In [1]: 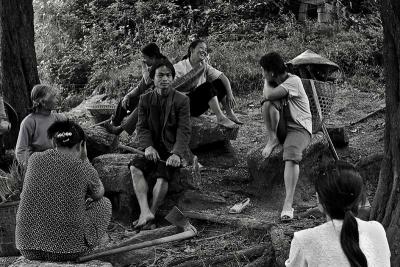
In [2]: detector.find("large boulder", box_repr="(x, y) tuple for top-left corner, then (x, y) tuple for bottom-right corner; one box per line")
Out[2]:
(92, 153), (201, 222)
(189, 115), (240, 150)
(83, 126), (119, 160)
(246, 132), (331, 207)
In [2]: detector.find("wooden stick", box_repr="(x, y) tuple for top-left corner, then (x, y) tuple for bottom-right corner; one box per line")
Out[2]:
(118, 144), (168, 164)
(91, 118), (111, 128)
(191, 230), (239, 243)
(77, 229), (196, 262)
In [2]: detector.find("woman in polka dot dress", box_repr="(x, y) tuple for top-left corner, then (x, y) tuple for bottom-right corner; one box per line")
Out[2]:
(15, 120), (112, 262)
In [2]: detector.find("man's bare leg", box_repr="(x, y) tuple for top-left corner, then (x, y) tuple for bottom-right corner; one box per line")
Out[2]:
(130, 166), (155, 228)
(221, 96), (243, 124)
(208, 96), (236, 128)
(150, 178), (169, 216)
(282, 161), (299, 212)
(261, 100), (280, 158)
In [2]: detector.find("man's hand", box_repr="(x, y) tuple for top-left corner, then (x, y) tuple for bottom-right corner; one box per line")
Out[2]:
(145, 146), (160, 162)
(226, 94), (236, 109)
(166, 154), (181, 167)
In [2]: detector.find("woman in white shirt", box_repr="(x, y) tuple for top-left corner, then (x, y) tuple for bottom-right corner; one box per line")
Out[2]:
(173, 39), (242, 128)
(285, 160), (390, 267)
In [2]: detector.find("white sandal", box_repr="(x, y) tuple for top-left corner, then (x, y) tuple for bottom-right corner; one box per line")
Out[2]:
(280, 208), (294, 222)
(229, 198), (250, 214)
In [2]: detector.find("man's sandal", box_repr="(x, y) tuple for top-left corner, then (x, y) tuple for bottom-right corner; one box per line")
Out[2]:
(280, 208), (294, 222)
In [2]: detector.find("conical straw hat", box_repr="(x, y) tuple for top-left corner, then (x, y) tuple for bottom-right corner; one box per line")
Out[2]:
(287, 49), (339, 71)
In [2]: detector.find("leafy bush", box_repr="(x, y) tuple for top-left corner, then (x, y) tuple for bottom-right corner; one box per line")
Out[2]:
(33, 0), (384, 99)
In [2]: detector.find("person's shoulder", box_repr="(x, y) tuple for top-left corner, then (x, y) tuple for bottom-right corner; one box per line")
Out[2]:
(29, 149), (53, 163)
(174, 59), (188, 68)
(174, 90), (189, 100)
(287, 74), (302, 83)
(20, 113), (36, 127)
(294, 221), (330, 243)
(21, 113), (35, 123)
(357, 218), (386, 233)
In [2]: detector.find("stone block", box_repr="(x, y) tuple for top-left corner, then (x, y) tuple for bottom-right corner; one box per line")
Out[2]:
(9, 257), (111, 267)
(246, 132), (331, 204)
(189, 115), (239, 150)
(124, 115), (240, 152)
(82, 126), (119, 160)
(92, 153), (201, 222)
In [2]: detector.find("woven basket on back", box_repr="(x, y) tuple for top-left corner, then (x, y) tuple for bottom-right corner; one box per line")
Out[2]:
(301, 79), (336, 133)
(0, 201), (19, 256)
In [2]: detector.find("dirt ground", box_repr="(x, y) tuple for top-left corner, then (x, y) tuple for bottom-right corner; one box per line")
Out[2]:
(100, 81), (385, 266)
(0, 81), (385, 266)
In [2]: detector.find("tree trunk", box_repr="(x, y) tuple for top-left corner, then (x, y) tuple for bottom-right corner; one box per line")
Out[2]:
(370, 0), (400, 265)
(0, 0), (39, 147)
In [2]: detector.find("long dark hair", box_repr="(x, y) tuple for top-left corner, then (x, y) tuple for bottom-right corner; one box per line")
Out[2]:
(182, 39), (206, 60)
(47, 120), (86, 148)
(316, 160), (367, 267)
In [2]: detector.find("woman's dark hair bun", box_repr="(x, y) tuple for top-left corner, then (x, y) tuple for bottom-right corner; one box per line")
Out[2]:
(47, 120), (86, 148)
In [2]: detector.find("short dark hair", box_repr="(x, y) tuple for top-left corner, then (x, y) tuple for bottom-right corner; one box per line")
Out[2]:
(141, 43), (161, 58)
(259, 52), (286, 75)
(47, 120), (86, 148)
(316, 160), (367, 267)
(149, 58), (176, 79)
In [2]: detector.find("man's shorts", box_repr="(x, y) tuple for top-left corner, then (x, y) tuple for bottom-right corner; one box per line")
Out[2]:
(283, 126), (311, 164)
(128, 154), (178, 184)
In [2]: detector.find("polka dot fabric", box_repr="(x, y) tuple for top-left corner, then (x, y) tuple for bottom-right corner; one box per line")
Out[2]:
(15, 149), (111, 257)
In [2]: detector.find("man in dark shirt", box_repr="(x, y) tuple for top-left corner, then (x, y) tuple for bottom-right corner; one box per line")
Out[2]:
(129, 58), (191, 229)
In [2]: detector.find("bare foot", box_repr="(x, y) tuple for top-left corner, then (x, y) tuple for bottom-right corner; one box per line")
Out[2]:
(227, 114), (243, 125)
(262, 137), (280, 158)
(133, 212), (155, 229)
(217, 116), (236, 128)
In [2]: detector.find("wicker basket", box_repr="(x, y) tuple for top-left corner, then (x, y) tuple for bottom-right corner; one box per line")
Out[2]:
(0, 201), (20, 256)
(301, 79), (336, 133)
(86, 103), (116, 124)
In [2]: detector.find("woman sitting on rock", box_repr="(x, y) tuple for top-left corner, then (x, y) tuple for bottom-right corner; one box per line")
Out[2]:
(173, 39), (242, 128)
(16, 120), (112, 262)
(285, 161), (390, 266)
(260, 52), (312, 221)
(15, 84), (66, 166)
